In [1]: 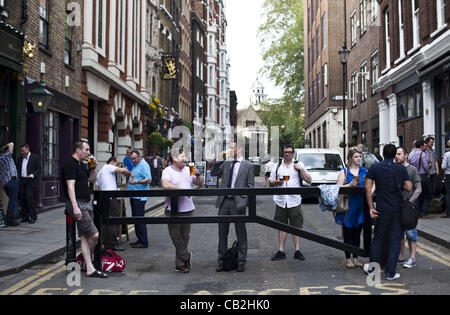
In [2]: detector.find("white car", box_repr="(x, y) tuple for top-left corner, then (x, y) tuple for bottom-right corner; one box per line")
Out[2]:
(294, 149), (345, 186)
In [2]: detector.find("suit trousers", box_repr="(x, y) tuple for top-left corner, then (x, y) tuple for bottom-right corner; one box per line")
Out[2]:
(19, 178), (36, 220)
(218, 198), (247, 264)
(103, 198), (120, 247)
(418, 174), (432, 216)
(166, 210), (193, 268)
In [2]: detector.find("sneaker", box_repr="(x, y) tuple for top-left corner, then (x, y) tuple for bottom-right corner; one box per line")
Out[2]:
(271, 250), (287, 261)
(175, 265), (190, 273)
(386, 273), (401, 281)
(403, 258), (416, 269)
(294, 250), (306, 261)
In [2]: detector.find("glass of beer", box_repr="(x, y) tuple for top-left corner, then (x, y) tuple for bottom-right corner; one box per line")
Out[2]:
(283, 175), (290, 187)
(189, 162), (195, 176)
(88, 155), (97, 168)
(353, 175), (360, 185)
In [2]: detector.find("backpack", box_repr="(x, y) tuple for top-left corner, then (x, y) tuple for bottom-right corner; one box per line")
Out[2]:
(76, 249), (126, 273)
(275, 158), (303, 186)
(222, 241), (239, 272)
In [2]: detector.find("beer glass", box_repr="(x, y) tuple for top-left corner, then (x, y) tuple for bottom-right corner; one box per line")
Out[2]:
(88, 155), (97, 168)
(189, 162), (195, 176)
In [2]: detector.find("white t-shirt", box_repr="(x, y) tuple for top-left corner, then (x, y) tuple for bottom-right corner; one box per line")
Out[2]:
(97, 165), (118, 191)
(270, 160), (308, 208)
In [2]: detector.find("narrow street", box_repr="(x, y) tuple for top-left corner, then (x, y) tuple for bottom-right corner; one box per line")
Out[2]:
(0, 178), (449, 296)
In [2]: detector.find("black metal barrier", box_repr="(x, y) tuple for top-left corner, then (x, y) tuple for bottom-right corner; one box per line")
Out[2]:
(91, 187), (372, 270)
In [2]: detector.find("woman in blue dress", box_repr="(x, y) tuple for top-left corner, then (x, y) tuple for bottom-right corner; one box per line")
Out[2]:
(336, 148), (367, 269)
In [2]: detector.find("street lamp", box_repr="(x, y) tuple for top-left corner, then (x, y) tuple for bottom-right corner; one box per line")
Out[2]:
(220, 124), (226, 152)
(29, 72), (54, 113)
(339, 0), (350, 162)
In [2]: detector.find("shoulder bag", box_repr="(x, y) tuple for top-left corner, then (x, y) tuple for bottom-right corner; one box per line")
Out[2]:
(393, 164), (418, 230)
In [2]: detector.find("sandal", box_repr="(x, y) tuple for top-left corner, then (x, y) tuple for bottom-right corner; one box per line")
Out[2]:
(87, 270), (108, 278)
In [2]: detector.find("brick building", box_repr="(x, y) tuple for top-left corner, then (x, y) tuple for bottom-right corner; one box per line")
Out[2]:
(1, 0), (84, 208)
(304, 0), (347, 152)
(346, 0), (381, 152)
(372, 0), (450, 156)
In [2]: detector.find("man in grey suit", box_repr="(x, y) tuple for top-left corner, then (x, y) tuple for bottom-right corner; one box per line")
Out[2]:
(211, 142), (255, 272)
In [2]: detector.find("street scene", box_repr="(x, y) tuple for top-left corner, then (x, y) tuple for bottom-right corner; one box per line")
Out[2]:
(0, 0), (450, 300)
(0, 178), (449, 297)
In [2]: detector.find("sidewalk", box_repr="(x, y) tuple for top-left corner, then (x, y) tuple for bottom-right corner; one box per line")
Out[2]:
(0, 191), (166, 278)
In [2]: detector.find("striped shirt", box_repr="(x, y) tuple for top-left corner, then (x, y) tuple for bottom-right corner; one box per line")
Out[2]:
(0, 151), (18, 186)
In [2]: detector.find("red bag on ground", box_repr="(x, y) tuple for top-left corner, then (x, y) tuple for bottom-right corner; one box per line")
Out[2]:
(76, 249), (125, 273)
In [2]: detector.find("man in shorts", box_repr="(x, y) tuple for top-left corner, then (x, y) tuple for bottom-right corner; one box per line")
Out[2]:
(269, 144), (312, 261)
(62, 141), (107, 278)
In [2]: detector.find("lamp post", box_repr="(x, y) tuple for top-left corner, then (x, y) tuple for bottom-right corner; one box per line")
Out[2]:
(339, 0), (350, 162)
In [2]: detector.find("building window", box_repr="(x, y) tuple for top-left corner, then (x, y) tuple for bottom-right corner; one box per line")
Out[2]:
(351, 72), (358, 107)
(118, 0), (125, 67)
(64, 14), (73, 65)
(384, 8), (391, 70)
(371, 0), (378, 21)
(351, 10), (357, 46)
(398, 0), (405, 60)
(361, 62), (368, 101)
(134, 0), (140, 80)
(371, 51), (379, 94)
(322, 13), (327, 50)
(322, 64), (328, 99)
(397, 86), (422, 121)
(43, 111), (59, 176)
(246, 121), (256, 128)
(39, 0), (49, 47)
(437, 0), (446, 29)
(412, 0), (420, 48)
(360, 0), (367, 35)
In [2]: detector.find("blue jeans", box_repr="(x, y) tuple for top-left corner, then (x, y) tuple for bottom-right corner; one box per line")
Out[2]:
(130, 198), (148, 247)
(3, 178), (19, 225)
(370, 211), (403, 278)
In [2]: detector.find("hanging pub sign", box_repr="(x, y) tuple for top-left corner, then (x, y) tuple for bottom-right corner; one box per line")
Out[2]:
(162, 56), (178, 80)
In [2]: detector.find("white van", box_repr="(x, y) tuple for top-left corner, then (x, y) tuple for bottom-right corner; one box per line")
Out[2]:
(294, 149), (345, 186)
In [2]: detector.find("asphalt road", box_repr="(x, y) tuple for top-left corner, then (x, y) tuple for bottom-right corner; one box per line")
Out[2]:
(1, 180), (449, 296)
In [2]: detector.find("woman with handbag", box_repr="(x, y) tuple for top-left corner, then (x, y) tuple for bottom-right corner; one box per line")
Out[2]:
(336, 148), (368, 269)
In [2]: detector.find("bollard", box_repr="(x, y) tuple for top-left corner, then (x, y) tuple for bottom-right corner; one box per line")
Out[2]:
(65, 212), (77, 266)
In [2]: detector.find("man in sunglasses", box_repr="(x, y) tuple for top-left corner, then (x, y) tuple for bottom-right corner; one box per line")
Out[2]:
(269, 144), (312, 262)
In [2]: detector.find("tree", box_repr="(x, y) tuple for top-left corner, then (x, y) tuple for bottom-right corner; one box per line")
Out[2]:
(257, 0), (305, 149)
(258, 0), (304, 104)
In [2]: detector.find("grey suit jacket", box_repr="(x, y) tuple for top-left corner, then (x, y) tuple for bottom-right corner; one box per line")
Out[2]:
(211, 159), (255, 211)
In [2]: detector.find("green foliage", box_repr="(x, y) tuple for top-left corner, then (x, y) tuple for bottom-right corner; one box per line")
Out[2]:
(257, 0), (305, 149)
(258, 0), (304, 104)
(148, 132), (174, 152)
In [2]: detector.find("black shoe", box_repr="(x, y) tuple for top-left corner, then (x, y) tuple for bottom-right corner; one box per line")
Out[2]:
(175, 265), (190, 273)
(237, 262), (246, 272)
(294, 250), (305, 261)
(271, 250), (287, 261)
(216, 264), (224, 272)
(10, 219), (20, 227)
(113, 245), (125, 251)
(29, 219), (36, 224)
(22, 217), (29, 223)
(131, 242), (148, 249)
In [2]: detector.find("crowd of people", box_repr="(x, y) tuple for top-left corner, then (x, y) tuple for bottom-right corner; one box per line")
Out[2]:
(1, 137), (449, 281)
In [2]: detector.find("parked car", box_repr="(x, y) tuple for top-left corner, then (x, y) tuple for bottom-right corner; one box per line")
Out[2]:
(294, 149), (345, 186)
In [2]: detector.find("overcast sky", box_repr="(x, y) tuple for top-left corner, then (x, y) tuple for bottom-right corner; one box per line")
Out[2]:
(226, 0), (283, 109)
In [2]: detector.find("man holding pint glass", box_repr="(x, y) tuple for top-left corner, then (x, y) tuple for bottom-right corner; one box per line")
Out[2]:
(162, 149), (203, 273)
(269, 144), (312, 262)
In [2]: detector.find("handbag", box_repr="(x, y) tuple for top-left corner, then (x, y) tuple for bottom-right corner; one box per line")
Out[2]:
(336, 168), (350, 214)
(393, 164), (419, 230)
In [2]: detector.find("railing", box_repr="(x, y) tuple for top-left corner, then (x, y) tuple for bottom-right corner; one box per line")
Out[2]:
(66, 187), (372, 269)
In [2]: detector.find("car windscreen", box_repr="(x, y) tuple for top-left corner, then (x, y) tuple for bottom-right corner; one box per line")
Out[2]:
(297, 153), (344, 171)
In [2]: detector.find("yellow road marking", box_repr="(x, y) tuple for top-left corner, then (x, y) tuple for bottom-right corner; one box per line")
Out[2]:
(417, 243), (450, 262)
(0, 260), (65, 295)
(417, 248), (450, 267)
(11, 265), (66, 295)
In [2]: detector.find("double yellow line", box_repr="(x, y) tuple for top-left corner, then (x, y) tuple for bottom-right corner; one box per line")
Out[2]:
(0, 207), (165, 296)
(416, 242), (450, 267)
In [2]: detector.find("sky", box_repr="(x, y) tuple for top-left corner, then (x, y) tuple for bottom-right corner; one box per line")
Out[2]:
(225, 0), (283, 109)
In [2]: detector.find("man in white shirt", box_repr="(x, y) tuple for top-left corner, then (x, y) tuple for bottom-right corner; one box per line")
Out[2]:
(269, 144), (312, 261)
(96, 157), (132, 251)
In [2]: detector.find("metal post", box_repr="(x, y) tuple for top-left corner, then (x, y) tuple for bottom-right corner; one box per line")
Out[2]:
(65, 212), (77, 266)
(171, 196), (179, 217)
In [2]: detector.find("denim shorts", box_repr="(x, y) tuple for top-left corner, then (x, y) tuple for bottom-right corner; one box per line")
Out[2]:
(405, 228), (419, 242)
